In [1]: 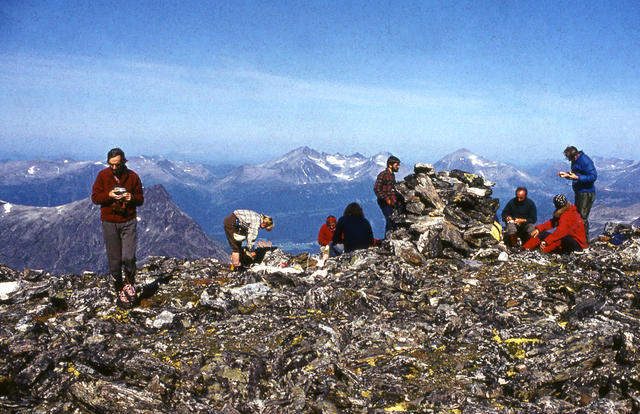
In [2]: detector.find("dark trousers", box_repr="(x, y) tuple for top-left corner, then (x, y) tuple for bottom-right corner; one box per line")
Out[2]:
(329, 242), (343, 257)
(377, 199), (395, 236)
(575, 192), (595, 238)
(102, 219), (137, 292)
(539, 230), (582, 254)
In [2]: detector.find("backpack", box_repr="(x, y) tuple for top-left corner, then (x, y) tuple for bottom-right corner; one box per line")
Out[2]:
(610, 233), (626, 245)
(491, 221), (503, 242)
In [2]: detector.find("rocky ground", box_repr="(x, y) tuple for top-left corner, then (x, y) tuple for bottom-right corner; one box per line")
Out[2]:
(1, 165), (640, 413)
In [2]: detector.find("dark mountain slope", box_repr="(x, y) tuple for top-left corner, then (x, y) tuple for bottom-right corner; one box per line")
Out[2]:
(0, 185), (227, 274)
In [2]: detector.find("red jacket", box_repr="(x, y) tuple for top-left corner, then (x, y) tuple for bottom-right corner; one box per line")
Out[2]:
(91, 167), (144, 223)
(536, 204), (587, 248)
(318, 223), (334, 246)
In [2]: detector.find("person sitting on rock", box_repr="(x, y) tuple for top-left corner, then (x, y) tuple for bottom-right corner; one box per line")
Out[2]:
(523, 194), (587, 254)
(317, 215), (342, 258)
(223, 210), (274, 269)
(332, 202), (374, 254)
(501, 186), (537, 249)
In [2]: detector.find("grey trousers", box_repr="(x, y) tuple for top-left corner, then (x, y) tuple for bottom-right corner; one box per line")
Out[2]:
(504, 222), (536, 237)
(575, 192), (595, 238)
(102, 219), (137, 292)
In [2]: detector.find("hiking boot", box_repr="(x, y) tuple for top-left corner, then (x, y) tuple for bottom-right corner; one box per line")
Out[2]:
(122, 283), (136, 303)
(117, 289), (132, 309)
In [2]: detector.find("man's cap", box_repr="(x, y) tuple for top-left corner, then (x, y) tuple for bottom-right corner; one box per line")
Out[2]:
(553, 194), (568, 209)
(326, 216), (337, 224)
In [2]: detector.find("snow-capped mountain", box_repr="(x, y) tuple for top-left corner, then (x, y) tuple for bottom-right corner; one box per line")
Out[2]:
(126, 156), (218, 186)
(434, 148), (543, 191)
(0, 159), (105, 206)
(0, 158), (103, 183)
(0, 185), (227, 274)
(592, 157), (640, 192)
(216, 146), (401, 187)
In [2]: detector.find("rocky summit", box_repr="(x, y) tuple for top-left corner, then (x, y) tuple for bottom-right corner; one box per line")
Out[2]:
(1, 164), (640, 413)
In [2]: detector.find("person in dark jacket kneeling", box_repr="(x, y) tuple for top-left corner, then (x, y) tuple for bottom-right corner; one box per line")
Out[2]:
(332, 202), (374, 254)
(523, 194), (587, 254)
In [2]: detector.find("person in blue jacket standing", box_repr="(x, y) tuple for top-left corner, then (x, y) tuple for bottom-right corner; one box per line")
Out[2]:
(558, 146), (597, 239)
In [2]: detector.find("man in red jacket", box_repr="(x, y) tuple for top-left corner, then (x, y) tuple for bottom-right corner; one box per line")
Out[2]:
(91, 148), (144, 307)
(523, 194), (587, 254)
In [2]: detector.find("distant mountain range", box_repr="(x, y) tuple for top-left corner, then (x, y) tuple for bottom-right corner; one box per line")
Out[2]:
(215, 146), (393, 186)
(435, 148), (640, 196)
(0, 184), (227, 274)
(1, 147), (639, 272)
(434, 149), (640, 235)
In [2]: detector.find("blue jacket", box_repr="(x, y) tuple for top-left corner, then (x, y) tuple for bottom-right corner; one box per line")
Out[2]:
(571, 151), (597, 193)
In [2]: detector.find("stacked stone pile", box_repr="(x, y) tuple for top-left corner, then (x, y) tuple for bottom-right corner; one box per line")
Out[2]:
(385, 164), (501, 263)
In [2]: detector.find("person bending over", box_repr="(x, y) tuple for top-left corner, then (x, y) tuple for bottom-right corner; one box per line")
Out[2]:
(223, 209), (273, 269)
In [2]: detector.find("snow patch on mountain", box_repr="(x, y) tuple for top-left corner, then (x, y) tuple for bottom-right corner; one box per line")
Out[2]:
(435, 148), (542, 191)
(468, 153), (497, 168)
(217, 146), (392, 187)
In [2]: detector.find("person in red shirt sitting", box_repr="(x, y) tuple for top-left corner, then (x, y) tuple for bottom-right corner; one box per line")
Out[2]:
(523, 194), (588, 254)
(318, 216), (342, 258)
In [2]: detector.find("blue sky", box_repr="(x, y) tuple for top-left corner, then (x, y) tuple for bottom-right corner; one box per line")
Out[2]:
(1, 0), (639, 165)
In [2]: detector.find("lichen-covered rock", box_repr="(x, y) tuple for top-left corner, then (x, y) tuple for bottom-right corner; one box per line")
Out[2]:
(1, 168), (640, 413)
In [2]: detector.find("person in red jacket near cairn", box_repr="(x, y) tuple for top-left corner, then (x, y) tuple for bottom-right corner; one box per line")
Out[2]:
(91, 148), (144, 308)
(523, 194), (587, 254)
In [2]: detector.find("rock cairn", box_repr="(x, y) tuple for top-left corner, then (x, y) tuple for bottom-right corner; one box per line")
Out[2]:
(1, 168), (640, 413)
(386, 164), (500, 263)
